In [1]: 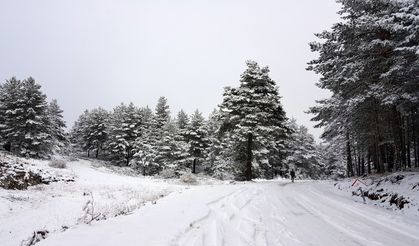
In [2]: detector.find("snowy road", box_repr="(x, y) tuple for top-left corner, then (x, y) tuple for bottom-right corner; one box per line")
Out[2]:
(39, 181), (419, 246)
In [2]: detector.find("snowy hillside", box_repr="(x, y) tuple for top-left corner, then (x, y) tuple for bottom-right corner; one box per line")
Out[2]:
(0, 153), (186, 246)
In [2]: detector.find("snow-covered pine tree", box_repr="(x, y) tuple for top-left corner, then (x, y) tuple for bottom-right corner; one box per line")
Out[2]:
(218, 61), (289, 180)
(151, 97), (189, 174)
(0, 77), (53, 157)
(0, 77), (25, 153)
(308, 0), (419, 174)
(285, 119), (323, 179)
(133, 107), (159, 175)
(186, 110), (209, 173)
(70, 110), (92, 156)
(47, 99), (68, 153)
(107, 103), (142, 165)
(204, 109), (235, 179)
(87, 108), (109, 158)
(155, 97), (170, 129)
(21, 77), (54, 157)
(176, 110), (190, 131)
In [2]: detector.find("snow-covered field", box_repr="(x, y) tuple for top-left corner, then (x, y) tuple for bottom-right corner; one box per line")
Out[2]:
(0, 155), (186, 246)
(1, 154), (419, 246)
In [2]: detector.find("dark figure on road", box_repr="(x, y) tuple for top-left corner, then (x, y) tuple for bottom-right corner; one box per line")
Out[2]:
(290, 169), (295, 183)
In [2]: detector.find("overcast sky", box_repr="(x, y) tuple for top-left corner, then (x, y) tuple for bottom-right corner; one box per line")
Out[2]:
(0, 0), (341, 140)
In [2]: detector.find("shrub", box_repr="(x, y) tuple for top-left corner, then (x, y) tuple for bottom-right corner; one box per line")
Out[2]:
(180, 172), (197, 184)
(48, 159), (67, 169)
(160, 169), (176, 179)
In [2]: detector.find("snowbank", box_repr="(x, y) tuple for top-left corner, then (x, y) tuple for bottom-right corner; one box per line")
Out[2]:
(333, 172), (419, 215)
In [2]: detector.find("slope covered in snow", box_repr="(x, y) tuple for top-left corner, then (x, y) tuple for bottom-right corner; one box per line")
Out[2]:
(0, 155), (185, 246)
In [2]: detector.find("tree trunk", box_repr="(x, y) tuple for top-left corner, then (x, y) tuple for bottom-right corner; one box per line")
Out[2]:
(406, 115), (411, 168)
(367, 151), (371, 174)
(374, 109), (383, 173)
(398, 112), (407, 169)
(346, 132), (353, 177)
(192, 158), (197, 174)
(361, 156), (365, 175)
(95, 145), (99, 158)
(412, 111), (418, 168)
(245, 133), (253, 181)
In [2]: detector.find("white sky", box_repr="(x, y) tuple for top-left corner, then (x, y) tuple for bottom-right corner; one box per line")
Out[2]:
(0, 0), (341, 140)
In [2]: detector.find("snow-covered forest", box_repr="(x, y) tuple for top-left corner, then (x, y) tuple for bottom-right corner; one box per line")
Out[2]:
(0, 62), (327, 181)
(1, 0), (419, 245)
(308, 0), (419, 176)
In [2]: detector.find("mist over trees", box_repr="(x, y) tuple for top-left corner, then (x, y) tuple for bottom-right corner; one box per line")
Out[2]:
(308, 0), (419, 176)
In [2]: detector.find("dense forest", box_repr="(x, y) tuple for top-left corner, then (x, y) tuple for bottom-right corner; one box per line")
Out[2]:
(308, 0), (419, 176)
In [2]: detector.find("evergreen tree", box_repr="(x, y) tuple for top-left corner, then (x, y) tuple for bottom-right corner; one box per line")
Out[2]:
(186, 110), (209, 173)
(176, 110), (190, 130)
(308, 0), (419, 175)
(0, 77), (52, 157)
(0, 77), (24, 153)
(70, 110), (92, 156)
(87, 108), (109, 158)
(285, 119), (323, 179)
(108, 103), (142, 165)
(133, 107), (159, 175)
(219, 61), (289, 180)
(155, 97), (170, 129)
(48, 99), (68, 152)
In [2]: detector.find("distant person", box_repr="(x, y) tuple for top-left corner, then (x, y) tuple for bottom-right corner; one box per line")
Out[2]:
(290, 169), (295, 183)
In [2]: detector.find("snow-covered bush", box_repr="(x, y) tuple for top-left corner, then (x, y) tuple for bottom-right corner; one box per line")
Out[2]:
(180, 172), (197, 184)
(160, 168), (176, 179)
(48, 159), (67, 169)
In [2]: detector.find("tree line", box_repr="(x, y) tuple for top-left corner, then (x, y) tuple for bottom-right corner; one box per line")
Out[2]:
(308, 0), (419, 176)
(0, 63), (326, 180)
(69, 61), (324, 180)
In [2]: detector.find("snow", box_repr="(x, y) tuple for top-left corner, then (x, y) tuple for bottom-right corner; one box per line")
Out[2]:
(35, 180), (419, 246)
(331, 172), (419, 215)
(2, 153), (419, 246)
(0, 156), (185, 246)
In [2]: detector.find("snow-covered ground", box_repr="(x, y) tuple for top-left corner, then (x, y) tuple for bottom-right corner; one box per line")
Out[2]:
(332, 172), (419, 215)
(2, 154), (419, 246)
(35, 180), (419, 246)
(0, 156), (186, 246)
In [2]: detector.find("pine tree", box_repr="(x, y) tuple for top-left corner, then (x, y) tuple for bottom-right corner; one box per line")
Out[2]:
(186, 110), (209, 173)
(285, 119), (323, 179)
(204, 109), (235, 179)
(308, 0), (419, 174)
(155, 97), (170, 129)
(87, 108), (109, 158)
(108, 103), (142, 165)
(48, 99), (68, 152)
(219, 61), (289, 180)
(176, 110), (190, 130)
(0, 77), (53, 157)
(70, 110), (92, 156)
(133, 107), (159, 175)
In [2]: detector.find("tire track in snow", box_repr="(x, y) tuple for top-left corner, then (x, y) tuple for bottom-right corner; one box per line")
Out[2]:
(172, 185), (267, 246)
